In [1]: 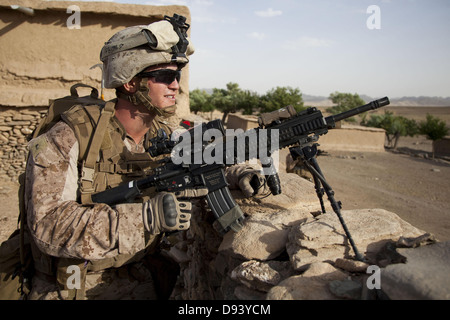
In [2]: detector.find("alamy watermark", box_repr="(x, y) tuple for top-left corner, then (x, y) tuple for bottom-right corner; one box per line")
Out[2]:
(366, 265), (381, 289)
(66, 5), (81, 29)
(66, 265), (81, 290)
(367, 5), (381, 30)
(66, 5), (380, 31)
(170, 125), (280, 175)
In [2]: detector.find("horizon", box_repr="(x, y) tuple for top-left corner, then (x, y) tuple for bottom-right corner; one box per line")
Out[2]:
(194, 88), (450, 100)
(72, 0), (450, 99)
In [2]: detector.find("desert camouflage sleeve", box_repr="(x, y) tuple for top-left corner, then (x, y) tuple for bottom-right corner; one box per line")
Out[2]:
(24, 121), (146, 260)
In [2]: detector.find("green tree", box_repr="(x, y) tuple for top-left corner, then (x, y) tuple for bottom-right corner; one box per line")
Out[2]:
(189, 89), (213, 114)
(261, 86), (304, 113)
(210, 82), (245, 123)
(236, 90), (262, 115)
(327, 92), (365, 123)
(418, 114), (449, 158)
(364, 111), (419, 149)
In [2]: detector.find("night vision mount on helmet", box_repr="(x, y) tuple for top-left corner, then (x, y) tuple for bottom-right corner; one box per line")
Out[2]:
(164, 14), (190, 62)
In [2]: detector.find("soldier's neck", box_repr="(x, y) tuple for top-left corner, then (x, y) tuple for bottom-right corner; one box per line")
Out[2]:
(114, 99), (156, 144)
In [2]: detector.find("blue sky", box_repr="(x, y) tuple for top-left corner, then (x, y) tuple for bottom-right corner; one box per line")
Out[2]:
(82, 0), (450, 98)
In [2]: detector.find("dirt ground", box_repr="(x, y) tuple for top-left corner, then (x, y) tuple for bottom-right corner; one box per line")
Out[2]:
(317, 135), (450, 242)
(0, 134), (449, 244)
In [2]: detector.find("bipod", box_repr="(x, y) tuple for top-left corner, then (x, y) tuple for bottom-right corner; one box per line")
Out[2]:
(289, 143), (365, 262)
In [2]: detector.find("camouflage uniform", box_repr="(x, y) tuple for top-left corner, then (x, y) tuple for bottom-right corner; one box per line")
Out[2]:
(23, 16), (266, 300)
(25, 119), (162, 299)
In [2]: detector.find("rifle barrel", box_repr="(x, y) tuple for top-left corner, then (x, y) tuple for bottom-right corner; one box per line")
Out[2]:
(325, 97), (390, 126)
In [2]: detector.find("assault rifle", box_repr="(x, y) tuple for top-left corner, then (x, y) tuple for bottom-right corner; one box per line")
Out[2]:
(91, 97), (390, 261)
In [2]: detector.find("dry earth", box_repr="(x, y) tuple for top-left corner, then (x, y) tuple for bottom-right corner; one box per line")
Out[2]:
(1, 135), (449, 244)
(317, 136), (450, 242)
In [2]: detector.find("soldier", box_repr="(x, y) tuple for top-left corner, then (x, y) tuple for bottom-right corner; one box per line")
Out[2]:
(23, 17), (265, 300)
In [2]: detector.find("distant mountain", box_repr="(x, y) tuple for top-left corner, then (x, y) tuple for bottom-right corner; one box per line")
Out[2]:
(303, 94), (450, 107)
(197, 88), (214, 95)
(388, 96), (450, 107)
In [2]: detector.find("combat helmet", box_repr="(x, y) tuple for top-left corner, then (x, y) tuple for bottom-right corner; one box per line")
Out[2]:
(100, 14), (194, 117)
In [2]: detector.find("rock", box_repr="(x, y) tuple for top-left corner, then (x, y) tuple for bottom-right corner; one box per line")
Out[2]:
(6, 121), (31, 126)
(373, 241), (407, 268)
(286, 209), (427, 271)
(234, 285), (267, 300)
(381, 241), (450, 299)
(21, 127), (33, 135)
(218, 169), (332, 262)
(168, 245), (190, 264)
(266, 262), (348, 300)
(232, 171), (325, 216)
(231, 261), (281, 292)
(334, 258), (369, 273)
(13, 114), (35, 121)
(230, 260), (294, 292)
(329, 279), (362, 300)
(396, 233), (436, 248)
(218, 207), (312, 260)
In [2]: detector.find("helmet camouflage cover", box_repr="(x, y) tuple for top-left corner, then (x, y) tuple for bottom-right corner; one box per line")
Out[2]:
(100, 17), (194, 89)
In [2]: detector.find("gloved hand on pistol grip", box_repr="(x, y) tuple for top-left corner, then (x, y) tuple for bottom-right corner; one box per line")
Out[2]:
(143, 192), (193, 234)
(238, 169), (266, 198)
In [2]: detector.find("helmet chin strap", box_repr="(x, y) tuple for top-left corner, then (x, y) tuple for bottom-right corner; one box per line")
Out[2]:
(118, 78), (177, 118)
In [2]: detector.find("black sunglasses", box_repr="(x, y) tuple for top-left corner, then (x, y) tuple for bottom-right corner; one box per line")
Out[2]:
(138, 69), (181, 85)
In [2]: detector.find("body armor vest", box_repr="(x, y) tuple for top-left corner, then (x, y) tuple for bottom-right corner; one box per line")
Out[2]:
(61, 102), (172, 201)
(46, 102), (173, 299)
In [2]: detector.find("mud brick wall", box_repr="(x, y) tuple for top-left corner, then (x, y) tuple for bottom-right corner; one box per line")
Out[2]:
(433, 137), (450, 159)
(0, 1), (192, 181)
(0, 107), (45, 181)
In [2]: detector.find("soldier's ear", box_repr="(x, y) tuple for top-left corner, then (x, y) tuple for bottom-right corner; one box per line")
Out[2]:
(122, 77), (140, 94)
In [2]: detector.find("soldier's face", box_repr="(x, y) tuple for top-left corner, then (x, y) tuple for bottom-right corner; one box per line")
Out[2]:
(143, 63), (180, 112)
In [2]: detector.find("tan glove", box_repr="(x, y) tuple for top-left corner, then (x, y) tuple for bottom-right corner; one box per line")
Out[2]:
(226, 165), (266, 198)
(143, 188), (208, 234)
(238, 169), (266, 198)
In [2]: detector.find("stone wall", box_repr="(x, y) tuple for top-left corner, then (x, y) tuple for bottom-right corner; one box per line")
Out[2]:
(168, 170), (441, 300)
(0, 106), (45, 181)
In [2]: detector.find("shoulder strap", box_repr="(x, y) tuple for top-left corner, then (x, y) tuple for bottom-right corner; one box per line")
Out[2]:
(78, 101), (116, 204)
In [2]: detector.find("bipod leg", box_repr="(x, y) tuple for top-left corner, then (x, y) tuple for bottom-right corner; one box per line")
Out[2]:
(290, 145), (326, 214)
(290, 144), (365, 262)
(312, 173), (326, 214)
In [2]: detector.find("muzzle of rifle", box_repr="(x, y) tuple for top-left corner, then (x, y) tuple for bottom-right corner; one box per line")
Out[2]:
(326, 97), (390, 126)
